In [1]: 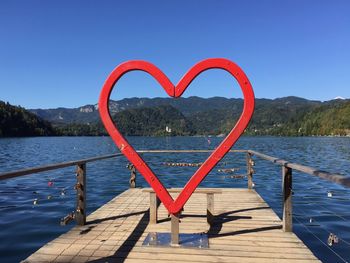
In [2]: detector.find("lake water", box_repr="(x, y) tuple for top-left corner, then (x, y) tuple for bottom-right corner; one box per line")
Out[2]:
(0, 136), (349, 262)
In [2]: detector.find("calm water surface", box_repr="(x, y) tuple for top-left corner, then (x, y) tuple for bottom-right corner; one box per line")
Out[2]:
(0, 136), (349, 262)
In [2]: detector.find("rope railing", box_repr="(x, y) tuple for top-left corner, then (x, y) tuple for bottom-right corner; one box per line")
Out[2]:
(2, 149), (348, 187)
(0, 150), (245, 181)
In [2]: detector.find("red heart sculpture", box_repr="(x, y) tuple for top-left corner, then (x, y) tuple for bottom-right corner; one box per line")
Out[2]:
(99, 58), (255, 214)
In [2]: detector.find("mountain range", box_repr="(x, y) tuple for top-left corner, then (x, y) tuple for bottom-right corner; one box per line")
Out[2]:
(28, 96), (350, 137)
(30, 97), (247, 124)
(1, 96), (349, 137)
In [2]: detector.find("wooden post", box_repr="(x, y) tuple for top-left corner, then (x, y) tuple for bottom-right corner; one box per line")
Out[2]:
(171, 212), (180, 246)
(246, 152), (254, 189)
(76, 163), (86, 226)
(207, 193), (214, 225)
(282, 166), (292, 232)
(149, 192), (158, 224)
(129, 164), (136, 188)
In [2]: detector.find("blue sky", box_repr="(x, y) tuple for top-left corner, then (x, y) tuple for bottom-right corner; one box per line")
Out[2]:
(0, 0), (349, 108)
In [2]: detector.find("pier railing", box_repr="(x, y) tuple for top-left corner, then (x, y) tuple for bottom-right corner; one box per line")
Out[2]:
(247, 150), (350, 232)
(0, 153), (122, 225)
(0, 149), (349, 231)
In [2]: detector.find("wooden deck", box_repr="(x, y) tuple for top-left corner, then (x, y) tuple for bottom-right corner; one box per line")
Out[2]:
(24, 188), (320, 263)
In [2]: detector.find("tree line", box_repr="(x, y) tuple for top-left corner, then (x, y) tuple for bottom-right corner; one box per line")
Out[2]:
(1, 99), (349, 137)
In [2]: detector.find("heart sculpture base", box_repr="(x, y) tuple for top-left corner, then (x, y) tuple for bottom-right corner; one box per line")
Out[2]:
(99, 58), (255, 215)
(143, 232), (209, 248)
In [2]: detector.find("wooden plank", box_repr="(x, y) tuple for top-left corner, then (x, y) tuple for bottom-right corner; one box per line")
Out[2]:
(120, 251), (320, 263)
(111, 245), (305, 259)
(118, 244), (317, 258)
(24, 188), (320, 263)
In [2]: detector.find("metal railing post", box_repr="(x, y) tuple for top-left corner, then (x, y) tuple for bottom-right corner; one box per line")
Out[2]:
(75, 163), (86, 226)
(282, 165), (292, 232)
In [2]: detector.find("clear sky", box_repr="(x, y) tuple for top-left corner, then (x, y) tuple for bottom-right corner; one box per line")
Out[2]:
(0, 0), (349, 109)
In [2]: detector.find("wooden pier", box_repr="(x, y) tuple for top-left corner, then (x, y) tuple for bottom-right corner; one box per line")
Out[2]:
(24, 188), (320, 263)
(2, 149), (348, 262)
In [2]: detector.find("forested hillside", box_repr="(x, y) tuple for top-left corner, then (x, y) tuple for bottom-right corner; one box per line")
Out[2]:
(296, 100), (350, 136)
(53, 99), (350, 137)
(57, 105), (193, 136)
(2, 97), (349, 137)
(0, 101), (56, 137)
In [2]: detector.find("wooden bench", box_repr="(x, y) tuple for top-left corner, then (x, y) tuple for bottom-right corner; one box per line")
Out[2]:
(142, 188), (222, 245)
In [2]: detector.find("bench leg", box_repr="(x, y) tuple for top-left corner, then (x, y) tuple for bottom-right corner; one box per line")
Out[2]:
(207, 193), (214, 225)
(150, 192), (158, 224)
(171, 212), (180, 246)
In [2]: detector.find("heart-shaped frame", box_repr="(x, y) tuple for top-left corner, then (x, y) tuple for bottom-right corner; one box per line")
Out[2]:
(99, 58), (255, 214)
